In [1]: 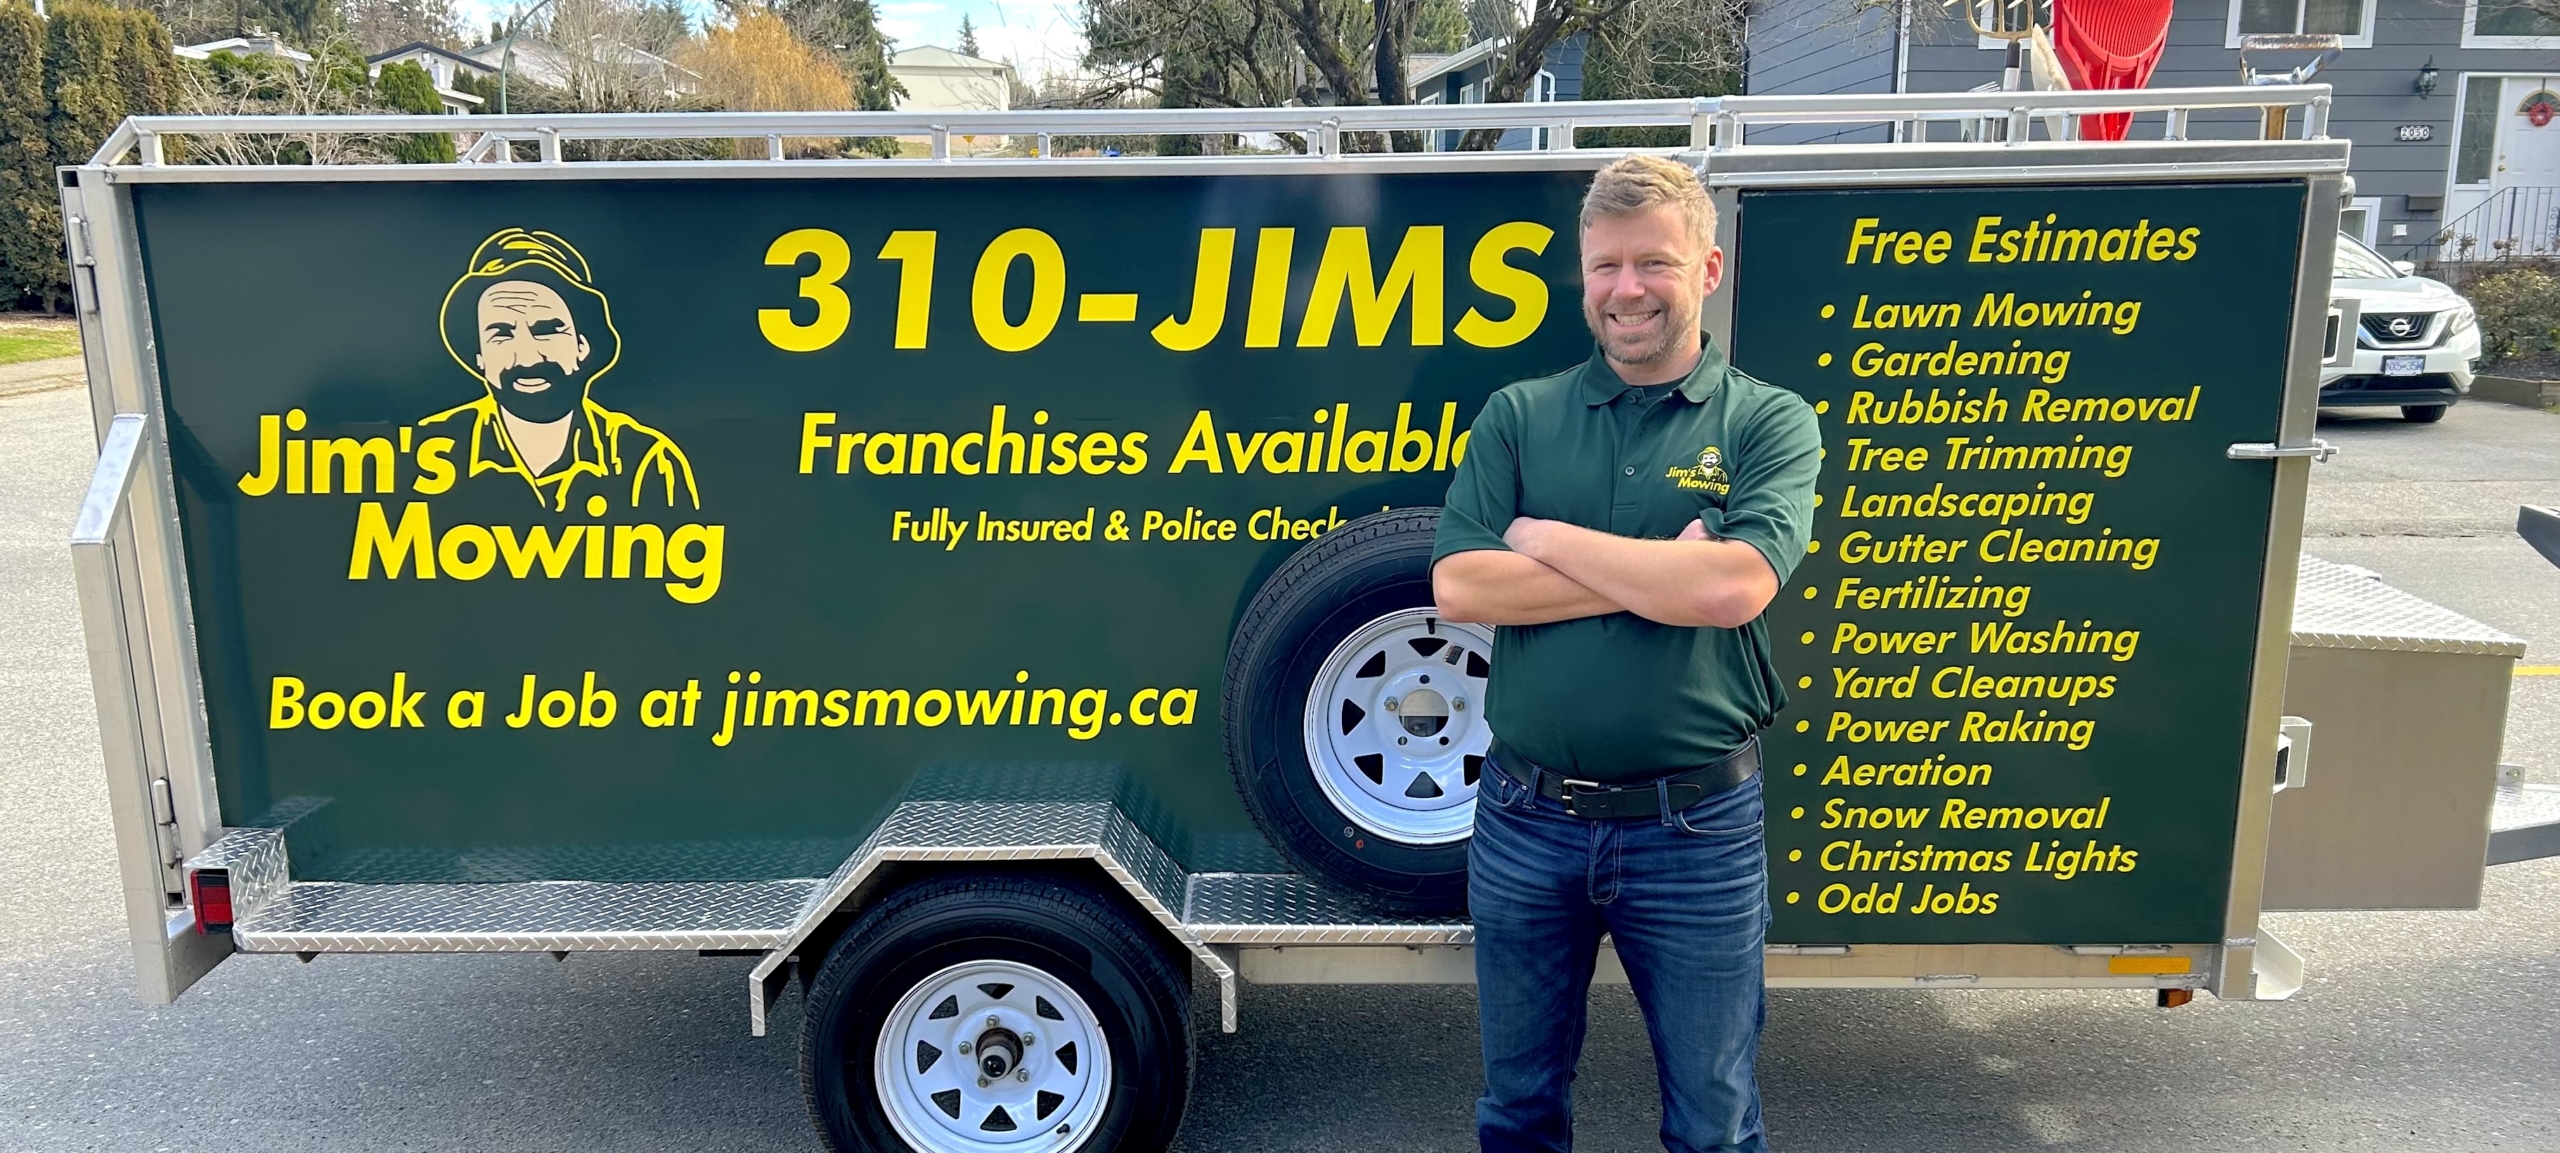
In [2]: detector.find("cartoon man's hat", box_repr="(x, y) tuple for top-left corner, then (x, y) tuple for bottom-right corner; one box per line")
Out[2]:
(440, 228), (622, 385)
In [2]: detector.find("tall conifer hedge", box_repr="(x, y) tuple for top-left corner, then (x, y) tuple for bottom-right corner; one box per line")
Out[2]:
(2, 3), (177, 309)
(0, 1), (55, 308)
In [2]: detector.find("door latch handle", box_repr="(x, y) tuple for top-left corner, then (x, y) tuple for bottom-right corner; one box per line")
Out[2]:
(2227, 439), (2336, 462)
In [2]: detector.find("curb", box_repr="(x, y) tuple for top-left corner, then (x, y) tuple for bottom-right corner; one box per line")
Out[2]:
(2473, 374), (2560, 411)
(0, 354), (86, 399)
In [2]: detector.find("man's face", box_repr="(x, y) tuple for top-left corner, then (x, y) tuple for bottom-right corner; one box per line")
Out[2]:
(474, 279), (591, 424)
(1580, 203), (1723, 374)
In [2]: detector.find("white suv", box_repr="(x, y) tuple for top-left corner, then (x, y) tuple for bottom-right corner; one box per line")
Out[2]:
(2319, 232), (2481, 423)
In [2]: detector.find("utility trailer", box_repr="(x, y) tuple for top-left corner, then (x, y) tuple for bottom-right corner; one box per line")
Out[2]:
(60, 87), (2558, 1152)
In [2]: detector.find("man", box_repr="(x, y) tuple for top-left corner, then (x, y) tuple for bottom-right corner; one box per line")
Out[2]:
(1432, 155), (1821, 1152)
(425, 228), (698, 512)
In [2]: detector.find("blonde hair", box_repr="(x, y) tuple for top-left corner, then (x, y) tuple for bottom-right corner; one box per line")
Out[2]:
(1579, 155), (1716, 252)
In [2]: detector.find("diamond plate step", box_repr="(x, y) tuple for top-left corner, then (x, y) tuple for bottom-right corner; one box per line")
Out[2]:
(2489, 783), (2560, 866)
(2293, 556), (2529, 656)
(1181, 873), (1470, 945)
(234, 879), (820, 953)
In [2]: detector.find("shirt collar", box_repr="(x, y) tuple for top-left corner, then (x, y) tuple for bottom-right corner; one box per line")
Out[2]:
(1579, 335), (1731, 407)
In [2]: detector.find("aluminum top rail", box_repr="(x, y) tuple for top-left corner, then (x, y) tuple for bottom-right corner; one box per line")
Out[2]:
(88, 85), (2334, 169)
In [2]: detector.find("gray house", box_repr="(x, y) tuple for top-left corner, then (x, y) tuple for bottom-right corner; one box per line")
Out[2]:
(1406, 34), (1587, 150)
(1746, 0), (2560, 262)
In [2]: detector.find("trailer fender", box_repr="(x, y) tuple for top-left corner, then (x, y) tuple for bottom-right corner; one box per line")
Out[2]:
(749, 799), (1238, 1037)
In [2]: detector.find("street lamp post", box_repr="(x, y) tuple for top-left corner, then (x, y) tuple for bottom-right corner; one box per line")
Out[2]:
(497, 0), (558, 115)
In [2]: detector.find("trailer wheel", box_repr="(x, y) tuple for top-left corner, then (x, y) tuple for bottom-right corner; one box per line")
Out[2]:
(800, 873), (1192, 1153)
(1224, 507), (1489, 915)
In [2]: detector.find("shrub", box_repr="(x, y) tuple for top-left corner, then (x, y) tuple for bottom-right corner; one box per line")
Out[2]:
(374, 60), (457, 163)
(2469, 267), (2560, 365)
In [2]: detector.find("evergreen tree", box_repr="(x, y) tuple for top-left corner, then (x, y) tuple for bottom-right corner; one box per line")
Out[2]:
(1414, 0), (1466, 52)
(775, 0), (903, 107)
(112, 7), (179, 125)
(28, 4), (179, 308)
(0, 0), (53, 309)
(46, 4), (126, 177)
(374, 59), (455, 161)
(849, 0), (902, 103)
(955, 11), (978, 56)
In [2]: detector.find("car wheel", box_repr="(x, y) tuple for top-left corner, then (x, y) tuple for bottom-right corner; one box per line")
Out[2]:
(2401, 404), (2448, 423)
(800, 872), (1192, 1153)
(1223, 508), (1486, 915)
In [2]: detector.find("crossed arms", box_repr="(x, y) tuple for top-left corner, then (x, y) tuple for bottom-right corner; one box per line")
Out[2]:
(1432, 519), (1780, 630)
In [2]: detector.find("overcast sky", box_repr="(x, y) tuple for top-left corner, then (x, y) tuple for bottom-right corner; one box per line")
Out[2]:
(453, 0), (1091, 79)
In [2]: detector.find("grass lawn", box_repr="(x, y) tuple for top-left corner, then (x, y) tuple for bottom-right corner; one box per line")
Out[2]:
(0, 317), (82, 366)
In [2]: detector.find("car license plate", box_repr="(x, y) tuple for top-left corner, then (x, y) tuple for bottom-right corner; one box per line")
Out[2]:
(2383, 355), (2425, 377)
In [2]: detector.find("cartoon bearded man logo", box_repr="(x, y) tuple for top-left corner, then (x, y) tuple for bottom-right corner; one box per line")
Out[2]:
(422, 229), (698, 512)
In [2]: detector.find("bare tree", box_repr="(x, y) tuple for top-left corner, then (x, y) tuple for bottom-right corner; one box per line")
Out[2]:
(341, 0), (463, 52)
(174, 36), (400, 164)
(527, 0), (696, 111)
(1081, 0), (1306, 110)
(1080, 0), (1745, 151)
(1452, 0), (1745, 150)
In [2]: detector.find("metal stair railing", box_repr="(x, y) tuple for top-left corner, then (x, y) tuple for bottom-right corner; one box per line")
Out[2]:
(2414, 185), (2560, 272)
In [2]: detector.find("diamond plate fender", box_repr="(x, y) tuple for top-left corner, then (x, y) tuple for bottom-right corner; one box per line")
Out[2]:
(748, 800), (1240, 1036)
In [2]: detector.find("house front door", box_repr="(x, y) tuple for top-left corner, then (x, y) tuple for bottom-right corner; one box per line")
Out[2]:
(2489, 76), (2560, 256)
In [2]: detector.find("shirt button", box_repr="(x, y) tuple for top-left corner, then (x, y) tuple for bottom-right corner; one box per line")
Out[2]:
(1624, 466), (1636, 476)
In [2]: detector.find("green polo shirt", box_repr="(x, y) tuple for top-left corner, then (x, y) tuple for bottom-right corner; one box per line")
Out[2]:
(1432, 338), (1822, 782)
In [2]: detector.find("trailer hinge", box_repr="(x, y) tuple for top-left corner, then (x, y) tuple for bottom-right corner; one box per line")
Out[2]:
(1764, 944), (1850, 956)
(151, 777), (184, 875)
(2065, 944), (2173, 956)
(2227, 439), (2336, 462)
(65, 215), (101, 316)
(1913, 973), (1980, 985)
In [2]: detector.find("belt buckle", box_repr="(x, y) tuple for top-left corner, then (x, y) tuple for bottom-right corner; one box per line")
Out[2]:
(1558, 778), (1608, 818)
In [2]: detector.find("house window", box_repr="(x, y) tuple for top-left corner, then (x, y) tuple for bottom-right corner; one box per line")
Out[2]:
(2454, 74), (2499, 185)
(2227, 0), (2372, 46)
(2464, 0), (2560, 45)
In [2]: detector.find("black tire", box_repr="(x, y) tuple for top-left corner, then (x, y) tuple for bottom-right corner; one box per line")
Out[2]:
(1223, 507), (1475, 916)
(2402, 404), (2449, 423)
(799, 872), (1192, 1153)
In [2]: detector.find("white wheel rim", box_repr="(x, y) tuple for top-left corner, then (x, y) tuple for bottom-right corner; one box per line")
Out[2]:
(873, 959), (1112, 1153)
(1301, 608), (1496, 845)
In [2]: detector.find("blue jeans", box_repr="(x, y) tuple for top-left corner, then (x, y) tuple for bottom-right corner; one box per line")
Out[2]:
(1470, 754), (1770, 1153)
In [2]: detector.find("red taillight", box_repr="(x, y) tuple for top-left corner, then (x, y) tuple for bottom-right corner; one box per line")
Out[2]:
(190, 870), (233, 933)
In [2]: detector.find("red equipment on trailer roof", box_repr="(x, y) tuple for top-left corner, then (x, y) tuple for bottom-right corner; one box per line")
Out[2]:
(2050, 0), (2176, 139)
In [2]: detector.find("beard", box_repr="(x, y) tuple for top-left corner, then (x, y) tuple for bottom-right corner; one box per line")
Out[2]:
(1584, 291), (1700, 369)
(489, 359), (586, 425)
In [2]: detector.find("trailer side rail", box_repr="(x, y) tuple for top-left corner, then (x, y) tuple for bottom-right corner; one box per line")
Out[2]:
(84, 86), (2336, 170)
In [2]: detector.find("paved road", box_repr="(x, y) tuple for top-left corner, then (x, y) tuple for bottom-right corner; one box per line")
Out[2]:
(3, 385), (2557, 1152)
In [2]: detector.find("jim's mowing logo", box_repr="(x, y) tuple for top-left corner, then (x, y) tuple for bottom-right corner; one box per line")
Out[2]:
(426, 228), (699, 512)
(236, 228), (725, 604)
(1665, 444), (1731, 497)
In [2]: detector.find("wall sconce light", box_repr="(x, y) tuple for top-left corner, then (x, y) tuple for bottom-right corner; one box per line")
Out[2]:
(2415, 59), (2440, 99)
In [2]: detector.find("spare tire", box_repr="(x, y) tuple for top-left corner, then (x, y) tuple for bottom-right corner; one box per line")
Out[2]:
(1223, 508), (1490, 916)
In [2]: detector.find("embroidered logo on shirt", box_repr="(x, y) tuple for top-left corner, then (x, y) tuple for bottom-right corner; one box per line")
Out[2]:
(1665, 445), (1731, 496)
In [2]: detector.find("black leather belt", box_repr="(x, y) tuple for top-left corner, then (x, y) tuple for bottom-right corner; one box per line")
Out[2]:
(1489, 738), (1761, 820)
